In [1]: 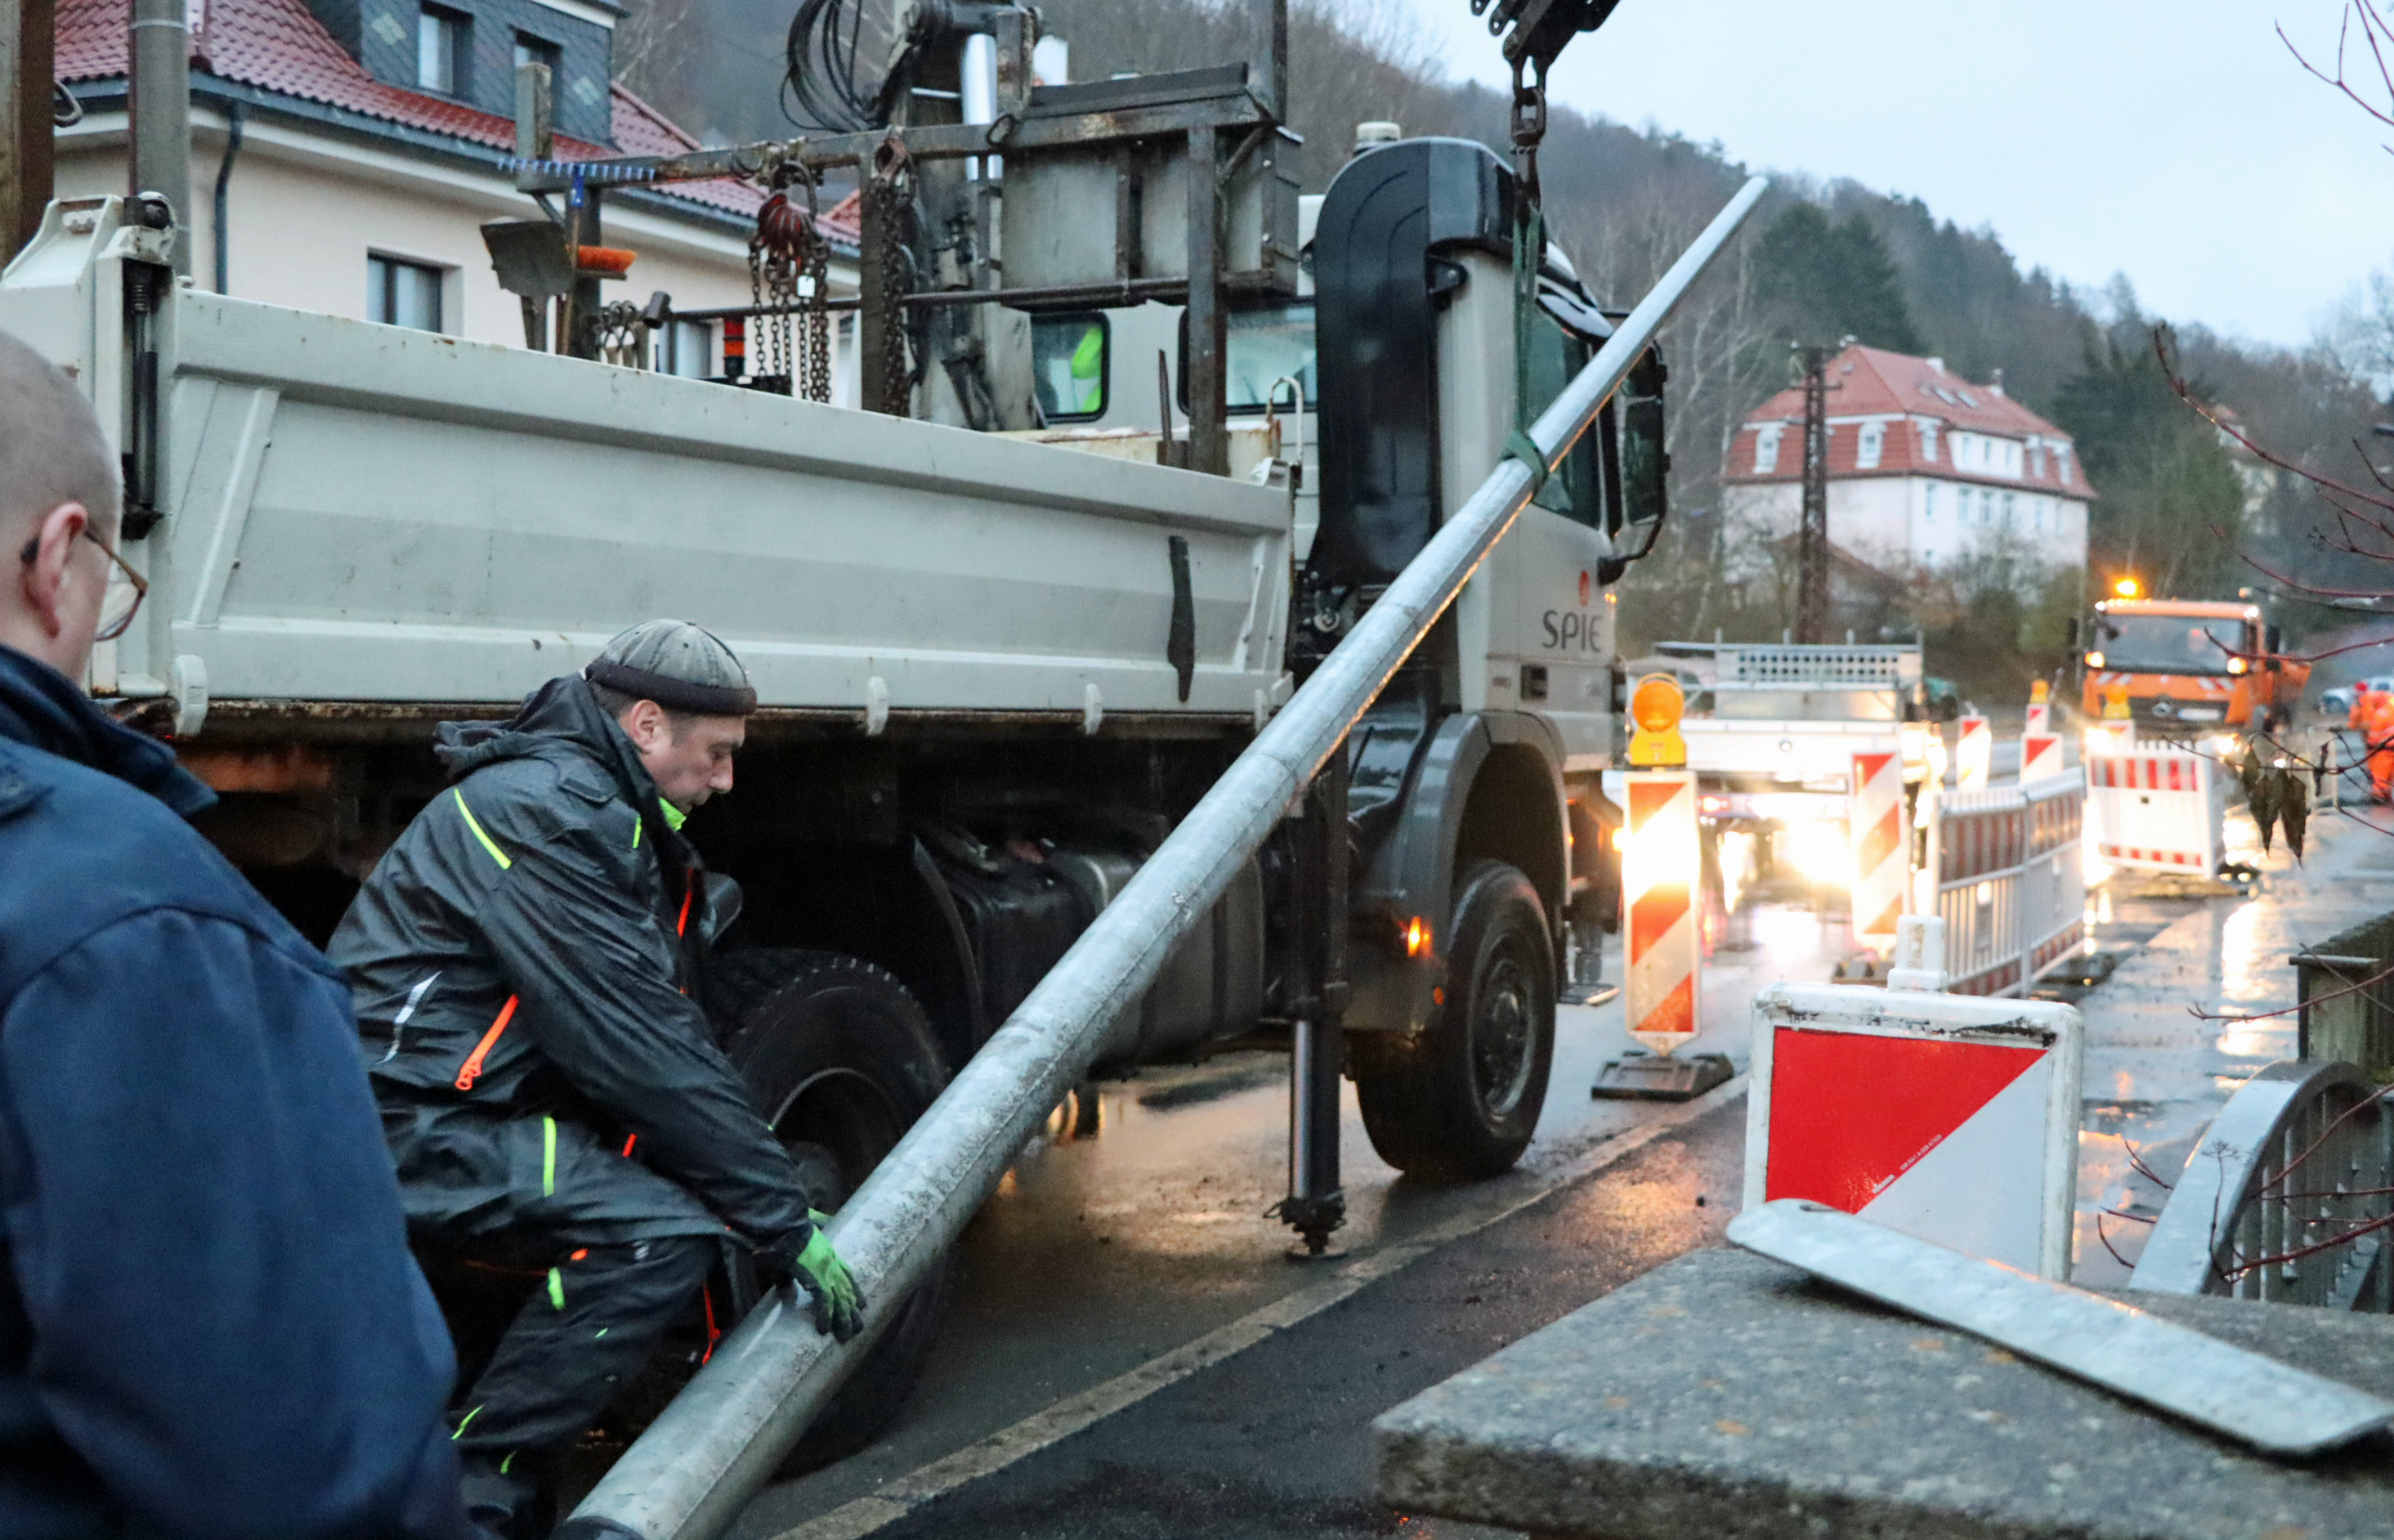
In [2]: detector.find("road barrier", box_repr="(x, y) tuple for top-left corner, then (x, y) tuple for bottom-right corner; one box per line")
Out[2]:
(2086, 747), (2222, 875)
(1745, 980), (2083, 1278)
(1623, 770), (1700, 1054)
(2020, 731), (2063, 781)
(1935, 771), (2084, 997)
(1956, 714), (1991, 789)
(558, 181), (1774, 1540)
(1847, 750), (1906, 951)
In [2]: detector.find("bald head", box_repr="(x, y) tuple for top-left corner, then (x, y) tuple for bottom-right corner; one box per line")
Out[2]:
(0, 331), (118, 549)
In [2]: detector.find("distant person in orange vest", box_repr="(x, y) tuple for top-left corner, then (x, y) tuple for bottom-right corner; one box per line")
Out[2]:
(2361, 688), (2394, 803)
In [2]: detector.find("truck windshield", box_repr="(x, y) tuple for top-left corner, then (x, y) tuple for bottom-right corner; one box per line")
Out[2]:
(1226, 303), (1316, 412)
(2101, 614), (2249, 675)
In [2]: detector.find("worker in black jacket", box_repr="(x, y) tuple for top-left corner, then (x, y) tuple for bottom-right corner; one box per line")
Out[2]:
(330, 620), (861, 1538)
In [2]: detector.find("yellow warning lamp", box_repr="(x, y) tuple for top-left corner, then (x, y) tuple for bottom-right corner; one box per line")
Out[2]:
(2029, 679), (2049, 705)
(2102, 682), (2132, 720)
(1627, 674), (1688, 768)
(2113, 576), (2141, 601)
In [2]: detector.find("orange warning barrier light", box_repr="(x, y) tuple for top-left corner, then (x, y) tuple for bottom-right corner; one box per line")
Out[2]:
(1627, 674), (1688, 768)
(1404, 915), (1431, 957)
(575, 245), (638, 275)
(2113, 576), (2141, 599)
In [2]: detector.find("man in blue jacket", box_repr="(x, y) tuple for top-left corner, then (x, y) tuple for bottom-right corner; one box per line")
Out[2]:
(0, 330), (472, 1539)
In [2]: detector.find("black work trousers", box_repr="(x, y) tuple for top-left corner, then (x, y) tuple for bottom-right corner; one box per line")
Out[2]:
(449, 1234), (717, 1466)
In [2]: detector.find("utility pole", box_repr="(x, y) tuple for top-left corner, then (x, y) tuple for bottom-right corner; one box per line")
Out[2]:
(1795, 343), (1831, 644)
(2, 0), (56, 265)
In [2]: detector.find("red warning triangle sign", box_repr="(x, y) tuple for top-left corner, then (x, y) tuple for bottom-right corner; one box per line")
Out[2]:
(1764, 1028), (2043, 1211)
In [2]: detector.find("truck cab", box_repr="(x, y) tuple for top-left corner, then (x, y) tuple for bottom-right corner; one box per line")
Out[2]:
(2081, 598), (2307, 735)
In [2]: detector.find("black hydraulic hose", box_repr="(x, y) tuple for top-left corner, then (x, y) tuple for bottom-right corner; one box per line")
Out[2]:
(212, 100), (244, 294)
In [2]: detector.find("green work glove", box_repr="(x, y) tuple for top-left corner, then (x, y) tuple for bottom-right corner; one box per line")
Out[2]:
(791, 1210), (866, 1342)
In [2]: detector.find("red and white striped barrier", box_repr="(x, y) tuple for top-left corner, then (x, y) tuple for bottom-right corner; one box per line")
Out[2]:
(1745, 982), (2083, 1278)
(1622, 770), (1700, 1054)
(2085, 750), (2221, 874)
(1956, 715), (1992, 789)
(1848, 750), (1907, 951)
(2020, 732), (2064, 781)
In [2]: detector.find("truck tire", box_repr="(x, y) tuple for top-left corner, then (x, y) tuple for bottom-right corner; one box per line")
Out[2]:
(1357, 860), (1556, 1180)
(709, 948), (954, 1471)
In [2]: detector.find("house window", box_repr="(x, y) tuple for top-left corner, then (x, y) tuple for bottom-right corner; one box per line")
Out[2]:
(1957, 487), (1975, 526)
(418, 5), (465, 95)
(514, 32), (561, 74)
(2056, 445), (2073, 486)
(665, 319), (712, 378)
(1857, 421), (1884, 469)
(2002, 491), (2017, 526)
(2028, 442), (2045, 479)
(1031, 312), (1109, 421)
(1923, 483), (1937, 522)
(368, 254), (445, 332)
(1754, 424), (1782, 475)
(1918, 420), (1939, 462)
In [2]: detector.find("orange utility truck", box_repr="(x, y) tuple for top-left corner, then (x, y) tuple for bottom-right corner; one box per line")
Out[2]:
(2079, 587), (2308, 735)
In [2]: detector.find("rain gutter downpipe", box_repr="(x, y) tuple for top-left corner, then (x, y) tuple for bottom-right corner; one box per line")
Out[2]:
(559, 172), (1772, 1540)
(212, 98), (242, 293)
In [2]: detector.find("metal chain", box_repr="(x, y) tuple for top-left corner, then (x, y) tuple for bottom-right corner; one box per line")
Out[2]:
(803, 171), (831, 404)
(869, 138), (913, 409)
(1510, 55), (1548, 435)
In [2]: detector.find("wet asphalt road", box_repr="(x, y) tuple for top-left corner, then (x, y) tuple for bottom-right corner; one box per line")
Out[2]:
(729, 912), (1818, 1540)
(709, 760), (2387, 1540)
(855, 1101), (1743, 1540)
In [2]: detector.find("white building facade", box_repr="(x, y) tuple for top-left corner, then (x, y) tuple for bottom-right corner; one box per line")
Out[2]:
(1721, 346), (2094, 578)
(50, 0), (863, 393)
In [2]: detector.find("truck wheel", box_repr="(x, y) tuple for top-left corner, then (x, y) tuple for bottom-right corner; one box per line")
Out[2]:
(1358, 861), (1556, 1180)
(710, 949), (954, 1471)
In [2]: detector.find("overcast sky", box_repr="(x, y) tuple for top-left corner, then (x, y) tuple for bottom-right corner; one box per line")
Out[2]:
(1392, 0), (2390, 347)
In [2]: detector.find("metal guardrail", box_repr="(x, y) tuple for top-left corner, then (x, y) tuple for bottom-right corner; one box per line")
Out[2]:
(557, 179), (1772, 1540)
(2294, 911), (2394, 1083)
(2131, 1059), (2392, 1311)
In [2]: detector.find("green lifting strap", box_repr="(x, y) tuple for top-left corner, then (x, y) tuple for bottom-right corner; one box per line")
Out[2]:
(1506, 428), (1551, 498)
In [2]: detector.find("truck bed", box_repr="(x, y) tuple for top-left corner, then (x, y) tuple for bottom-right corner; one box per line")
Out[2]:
(2, 198), (1292, 735)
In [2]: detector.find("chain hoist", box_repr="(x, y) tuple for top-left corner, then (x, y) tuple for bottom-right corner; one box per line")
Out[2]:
(749, 163), (835, 402)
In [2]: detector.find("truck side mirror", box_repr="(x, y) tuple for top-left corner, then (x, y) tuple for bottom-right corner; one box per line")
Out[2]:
(1620, 347), (1668, 530)
(2266, 623), (2284, 654)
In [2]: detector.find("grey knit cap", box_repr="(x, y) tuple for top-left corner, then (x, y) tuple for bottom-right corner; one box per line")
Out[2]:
(584, 619), (758, 717)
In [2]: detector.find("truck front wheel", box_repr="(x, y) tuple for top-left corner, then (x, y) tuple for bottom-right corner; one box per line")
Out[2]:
(711, 949), (954, 1471)
(1357, 860), (1556, 1180)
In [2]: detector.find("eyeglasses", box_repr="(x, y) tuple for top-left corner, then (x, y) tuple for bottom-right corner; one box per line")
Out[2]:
(16, 526), (149, 642)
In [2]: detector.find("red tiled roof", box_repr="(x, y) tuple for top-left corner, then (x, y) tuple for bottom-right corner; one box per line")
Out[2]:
(53, 0), (866, 235)
(1724, 344), (2097, 498)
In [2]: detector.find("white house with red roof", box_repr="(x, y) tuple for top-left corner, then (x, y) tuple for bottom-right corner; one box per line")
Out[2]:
(48, 0), (861, 386)
(1721, 344), (2095, 578)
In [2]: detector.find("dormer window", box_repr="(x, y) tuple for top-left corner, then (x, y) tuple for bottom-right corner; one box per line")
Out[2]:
(2029, 441), (2045, 479)
(1918, 420), (1939, 462)
(418, 5), (465, 96)
(1857, 421), (1885, 469)
(2056, 444), (2073, 486)
(1755, 423), (1783, 475)
(515, 32), (562, 74)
